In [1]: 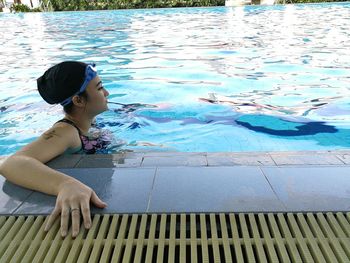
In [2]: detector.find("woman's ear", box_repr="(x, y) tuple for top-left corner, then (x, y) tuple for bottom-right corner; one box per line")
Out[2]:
(71, 95), (86, 107)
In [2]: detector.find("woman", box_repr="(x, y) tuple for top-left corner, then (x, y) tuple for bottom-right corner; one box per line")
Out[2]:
(0, 61), (110, 238)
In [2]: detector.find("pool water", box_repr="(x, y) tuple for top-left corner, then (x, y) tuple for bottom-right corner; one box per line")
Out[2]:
(1, 3), (350, 155)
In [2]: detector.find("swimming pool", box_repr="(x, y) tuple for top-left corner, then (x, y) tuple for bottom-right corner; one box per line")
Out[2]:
(0, 3), (350, 155)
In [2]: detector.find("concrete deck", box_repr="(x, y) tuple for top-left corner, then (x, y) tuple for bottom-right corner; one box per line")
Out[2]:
(1, 150), (350, 216)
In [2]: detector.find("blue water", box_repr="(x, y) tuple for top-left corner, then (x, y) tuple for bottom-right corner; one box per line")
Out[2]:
(1, 3), (350, 155)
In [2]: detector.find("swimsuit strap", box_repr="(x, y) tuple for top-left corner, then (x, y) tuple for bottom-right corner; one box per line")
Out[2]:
(56, 119), (82, 135)
(56, 119), (85, 152)
(55, 119), (110, 154)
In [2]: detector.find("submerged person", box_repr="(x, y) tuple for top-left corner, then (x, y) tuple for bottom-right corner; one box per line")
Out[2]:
(0, 61), (111, 238)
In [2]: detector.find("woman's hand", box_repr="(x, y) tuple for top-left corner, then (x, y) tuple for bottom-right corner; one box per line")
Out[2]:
(44, 179), (107, 238)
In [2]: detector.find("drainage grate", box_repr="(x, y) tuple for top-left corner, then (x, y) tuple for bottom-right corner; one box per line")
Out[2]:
(0, 213), (349, 262)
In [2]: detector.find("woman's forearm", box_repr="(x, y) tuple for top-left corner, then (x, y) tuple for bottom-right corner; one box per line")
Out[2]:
(0, 155), (77, 196)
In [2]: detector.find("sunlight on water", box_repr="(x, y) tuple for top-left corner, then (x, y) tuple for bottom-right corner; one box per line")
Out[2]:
(0, 3), (350, 154)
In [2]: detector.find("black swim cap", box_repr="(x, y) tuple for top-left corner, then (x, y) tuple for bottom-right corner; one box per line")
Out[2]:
(37, 61), (87, 105)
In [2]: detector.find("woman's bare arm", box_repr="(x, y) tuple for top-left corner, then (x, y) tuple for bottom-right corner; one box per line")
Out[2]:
(0, 125), (107, 238)
(0, 125), (79, 194)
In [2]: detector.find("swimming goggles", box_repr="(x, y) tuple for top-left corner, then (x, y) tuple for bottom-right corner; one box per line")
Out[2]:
(60, 63), (97, 106)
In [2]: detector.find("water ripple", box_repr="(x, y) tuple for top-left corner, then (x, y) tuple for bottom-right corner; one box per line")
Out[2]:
(1, 3), (350, 153)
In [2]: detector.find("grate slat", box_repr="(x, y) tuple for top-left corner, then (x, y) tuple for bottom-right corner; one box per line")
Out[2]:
(55, 227), (78, 263)
(0, 212), (349, 263)
(327, 213), (347, 238)
(97, 215), (120, 262)
(168, 214), (176, 263)
(228, 213), (244, 262)
(339, 238), (350, 260)
(307, 213), (326, 238)
(157, 214), (167, 262)
(317, 213), (349, 262)
(179, 214), (186, 263)
(239, 213), (256, 262)
(122, 214), (138, 263)
(111, 214), (129, 262)
(200, 214), (209, 263)
(307, 213), (341, 262)
(336, 212), (350, 237)
(77, 214), (101, 263)
(144, 214), (157, 262)
(257, 214), (279, 262)
(133, 214), (147, 263)
(324, 213), (350, 262)
(0, 216), (16, 242)
(277, 213), (303, 262)
(31, 216), (60, 263)
(0, 216), (25, 257)
(317, 213), (337, 238)
(61, 216), (91, 263)
(88, 214), (111, 263)
(209, 214), (221, 263)
(248, 214), (268, 262)
(219, 213), (233, 263)
(266, 213), (291, 262)
(21, 216), (51, 263)
(190, 214), (198, 263)
(0, 216), (6, 229)
(287, 213), (313, 262)
(12, 216), (44, 263)
(296, 213), (327, 263)
(1, 216), (34, 262)
(43, 222), (65, 263)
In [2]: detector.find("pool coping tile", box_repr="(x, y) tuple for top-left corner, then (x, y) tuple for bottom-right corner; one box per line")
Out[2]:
(46, 154), (83, 169)
(260, 165), (350, 211)
(147, 166), (286, 213)
(207, 152), (275, 166)
(270, 153), (344, 165)
(26, 150), (350, 169)
(76, 153), (144, 168)
(12, 167), (157, 215)
(0, 176), (34, 215)
(335, 153), (350, 164)
(141, 154), (208, 167)
(1, 151), (350, 215)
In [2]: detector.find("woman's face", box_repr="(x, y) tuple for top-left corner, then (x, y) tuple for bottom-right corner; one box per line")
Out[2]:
(84, 75), (109, 115)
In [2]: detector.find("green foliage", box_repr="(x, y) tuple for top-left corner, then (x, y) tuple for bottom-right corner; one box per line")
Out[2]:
(10, 4), (42, 12)
(293, 0), (347, 2)
(11, 4), (31, 12)
(31, 7), (42, 12)
(49, 0), (226, 11)
(7, 0), (348, 12)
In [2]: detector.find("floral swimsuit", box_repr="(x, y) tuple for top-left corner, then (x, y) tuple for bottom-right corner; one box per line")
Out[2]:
(56, 119), (111, 154)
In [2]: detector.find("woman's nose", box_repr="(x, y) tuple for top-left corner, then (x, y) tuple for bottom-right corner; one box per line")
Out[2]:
(104, 88), (109, 97)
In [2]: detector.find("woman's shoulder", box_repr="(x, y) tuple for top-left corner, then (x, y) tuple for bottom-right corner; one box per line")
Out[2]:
(48, 121), (78, 136)
(41, 121), (82, 148)
(14, 121), (83, 163)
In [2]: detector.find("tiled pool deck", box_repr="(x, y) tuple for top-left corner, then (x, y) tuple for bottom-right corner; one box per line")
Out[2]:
(0, 150), (350, 216)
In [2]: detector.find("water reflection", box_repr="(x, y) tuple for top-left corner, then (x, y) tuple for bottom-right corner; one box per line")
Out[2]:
(1, 3), (350, 153)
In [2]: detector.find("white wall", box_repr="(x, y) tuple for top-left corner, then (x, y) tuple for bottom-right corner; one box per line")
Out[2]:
(21, 0), (40, 8)
(5, 0), (41, 8)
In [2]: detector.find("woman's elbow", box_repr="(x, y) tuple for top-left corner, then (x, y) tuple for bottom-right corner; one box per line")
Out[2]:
(0, 155), (30, 179)
(0, 156), (13, 179)
(0, 158), (5, 177)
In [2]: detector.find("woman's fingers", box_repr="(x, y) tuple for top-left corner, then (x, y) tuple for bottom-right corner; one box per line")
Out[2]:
(60, 205), (70, 237)
(81, 201), (92, 229)
(44, 207), (60, 232)
(90, 190), (107, 208)
(46, 184), (107, 238)
(71, 207), (81, 238)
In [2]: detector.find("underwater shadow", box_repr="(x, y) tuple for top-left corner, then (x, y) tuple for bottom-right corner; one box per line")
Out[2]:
(235, 119), (338, 136)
